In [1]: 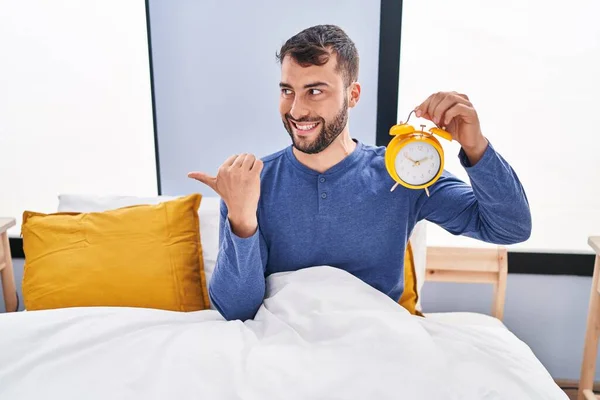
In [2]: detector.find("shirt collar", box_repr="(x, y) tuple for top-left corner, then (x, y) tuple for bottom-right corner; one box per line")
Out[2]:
(284, 139), (364, 176)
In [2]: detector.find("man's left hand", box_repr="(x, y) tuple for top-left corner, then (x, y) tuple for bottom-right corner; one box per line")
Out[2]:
(414, 91), (488, 165)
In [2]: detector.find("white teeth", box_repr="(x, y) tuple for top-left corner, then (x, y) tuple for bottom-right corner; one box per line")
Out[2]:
(295, 123), (317, 131)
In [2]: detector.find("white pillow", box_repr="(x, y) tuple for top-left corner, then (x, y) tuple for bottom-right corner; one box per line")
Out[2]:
(57, 193), (221, 310)
(57, 194), (179, 212)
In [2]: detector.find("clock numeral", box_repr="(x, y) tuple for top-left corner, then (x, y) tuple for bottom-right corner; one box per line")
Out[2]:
(418, 145), (423, 151)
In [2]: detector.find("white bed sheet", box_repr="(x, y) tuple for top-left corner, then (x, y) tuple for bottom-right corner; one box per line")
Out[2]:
(0, 266), (566, 400)
(425, 312), (506, 329)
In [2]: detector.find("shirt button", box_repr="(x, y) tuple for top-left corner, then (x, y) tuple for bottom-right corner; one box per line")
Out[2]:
(321, 192), (327, 199)
(319, 177), (326, 183)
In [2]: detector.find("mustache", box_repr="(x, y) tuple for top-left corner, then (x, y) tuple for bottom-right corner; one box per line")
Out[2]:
(285, 114), (322, 123)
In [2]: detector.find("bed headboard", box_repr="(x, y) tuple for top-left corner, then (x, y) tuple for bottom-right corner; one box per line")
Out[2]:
(424, 246), (508, 320)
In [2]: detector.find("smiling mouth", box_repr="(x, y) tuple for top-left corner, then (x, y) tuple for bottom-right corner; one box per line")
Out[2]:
(290, 120), (320, 134)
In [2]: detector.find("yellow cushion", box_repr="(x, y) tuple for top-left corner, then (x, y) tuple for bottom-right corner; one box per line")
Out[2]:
(399, 240), (422, 316)
(21, 194), (210, 312)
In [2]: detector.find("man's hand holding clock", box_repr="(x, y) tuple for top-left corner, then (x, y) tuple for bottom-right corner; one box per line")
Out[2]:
(414, 91), (488, 165)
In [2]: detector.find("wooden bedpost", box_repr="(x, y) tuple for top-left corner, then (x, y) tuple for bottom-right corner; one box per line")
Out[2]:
(578, 237), (600, 400)
(491, 247), (508, 321)
(0, 218), (18, 313)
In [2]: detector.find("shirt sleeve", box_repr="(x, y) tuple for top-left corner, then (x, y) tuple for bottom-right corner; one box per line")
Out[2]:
(208, 199), (268, 321)
(415, 141), (532, 244)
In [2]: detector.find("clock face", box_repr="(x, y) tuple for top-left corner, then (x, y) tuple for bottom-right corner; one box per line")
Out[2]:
(394, 141), (441, 186)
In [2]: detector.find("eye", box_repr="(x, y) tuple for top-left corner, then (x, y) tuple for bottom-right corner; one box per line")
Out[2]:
(309, 89), (323, 95)
(281, 89), (293, 96)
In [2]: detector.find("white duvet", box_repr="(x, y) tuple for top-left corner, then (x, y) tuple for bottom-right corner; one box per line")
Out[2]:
(0, 266), (566, 400)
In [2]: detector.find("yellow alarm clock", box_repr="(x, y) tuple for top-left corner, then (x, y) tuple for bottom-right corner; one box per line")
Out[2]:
(385, 110), (453, 196)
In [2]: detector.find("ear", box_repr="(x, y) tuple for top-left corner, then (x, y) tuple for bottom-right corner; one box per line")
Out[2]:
(347, 81), (361, 108)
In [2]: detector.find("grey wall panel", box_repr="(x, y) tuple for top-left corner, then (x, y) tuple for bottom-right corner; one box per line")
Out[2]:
(148, 0), (381, 196)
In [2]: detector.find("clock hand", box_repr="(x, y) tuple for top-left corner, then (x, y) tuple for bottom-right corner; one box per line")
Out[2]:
(404, 154), (417, 164)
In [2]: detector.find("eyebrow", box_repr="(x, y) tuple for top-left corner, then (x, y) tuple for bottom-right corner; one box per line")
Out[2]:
(279, 81), (330, 89)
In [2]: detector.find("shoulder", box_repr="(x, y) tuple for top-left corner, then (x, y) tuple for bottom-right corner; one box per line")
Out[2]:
(359, 141), (386, 160)
(260, 148), (287, 164)
(256, 147), (294, 187)
(258, 148), (287, 176)
(356, 141), (388, 173)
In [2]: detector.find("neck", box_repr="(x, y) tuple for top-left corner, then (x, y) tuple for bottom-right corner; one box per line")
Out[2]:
(292, 128), (357, 173)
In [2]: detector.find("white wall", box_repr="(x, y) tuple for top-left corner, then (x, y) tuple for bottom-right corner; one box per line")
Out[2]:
(398, 0), (600, 255)
(0, 0), (159, 237)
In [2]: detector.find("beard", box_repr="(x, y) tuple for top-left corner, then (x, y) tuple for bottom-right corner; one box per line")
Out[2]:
(282, 97), (348, 155)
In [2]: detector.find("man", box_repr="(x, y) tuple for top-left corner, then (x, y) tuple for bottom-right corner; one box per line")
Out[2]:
(188, 25), (531, 321)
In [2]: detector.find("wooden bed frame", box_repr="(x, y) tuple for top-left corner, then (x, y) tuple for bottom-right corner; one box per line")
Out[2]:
(424, 246), (508, 320)
(0, 218), (18, 313)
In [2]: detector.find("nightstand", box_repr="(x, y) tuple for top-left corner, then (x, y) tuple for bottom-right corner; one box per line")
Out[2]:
(0, 218), (18, 312)
(578, 236), (600, 400)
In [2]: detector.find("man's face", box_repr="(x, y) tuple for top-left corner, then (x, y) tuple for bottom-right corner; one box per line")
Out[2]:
(279, 54), (350, 154)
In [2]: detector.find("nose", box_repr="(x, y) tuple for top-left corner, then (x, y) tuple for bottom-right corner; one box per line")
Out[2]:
(289, 97), (309, 121)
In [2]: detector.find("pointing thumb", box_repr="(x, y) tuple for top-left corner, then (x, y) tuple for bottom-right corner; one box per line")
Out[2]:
(188, 171), (217, 191)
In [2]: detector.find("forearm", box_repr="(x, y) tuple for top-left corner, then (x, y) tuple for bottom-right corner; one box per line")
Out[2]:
(419, 142), (532, 244)
(209, 217), (266, 321)
(461, 136), (489, 166)
(228, 213), (258, 239)
(466, 144), (531, 243)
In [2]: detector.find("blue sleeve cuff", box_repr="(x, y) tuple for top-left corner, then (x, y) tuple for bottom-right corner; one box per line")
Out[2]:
(458, 139), (496, 172)
(224, 217), (260, 251)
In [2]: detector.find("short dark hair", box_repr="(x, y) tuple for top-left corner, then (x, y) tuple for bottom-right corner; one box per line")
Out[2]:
(276, 24), (359, 87)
